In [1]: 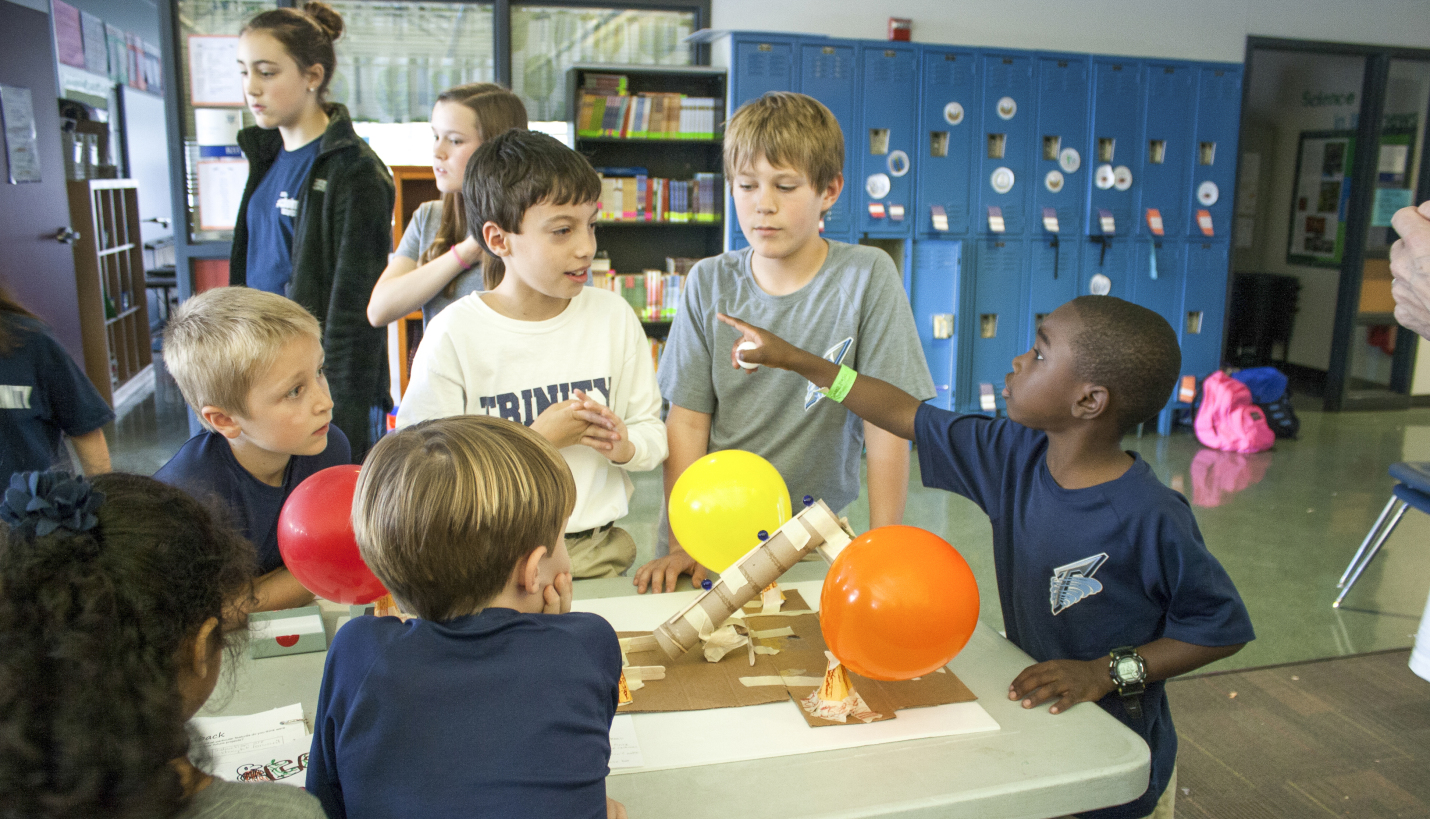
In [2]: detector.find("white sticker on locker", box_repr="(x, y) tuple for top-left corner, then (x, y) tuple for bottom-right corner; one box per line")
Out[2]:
(1197, 181), (1219, 206)
(944, 101), (965, 125)
(1113, 165), (1133, 191)
(887, 150), (910, 177)
(990, 167), (1015, 194)
(1095, 164), (1116, 190)
(1059, 147), (1081, 174)
(1045, 170), (1064, 193)
(1089, 273), (1112, 296)
(865, 172), (891, 200)
(996, 96), (1017, 120)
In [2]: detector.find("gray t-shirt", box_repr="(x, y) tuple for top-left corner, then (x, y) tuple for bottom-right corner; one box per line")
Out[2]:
(177, 779), (327, 819)
(394, 200), (485, 325)
(659, 240), (934, 544)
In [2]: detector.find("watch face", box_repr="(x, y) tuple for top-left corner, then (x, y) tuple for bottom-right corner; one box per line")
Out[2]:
(1114, 657), (1141, 681)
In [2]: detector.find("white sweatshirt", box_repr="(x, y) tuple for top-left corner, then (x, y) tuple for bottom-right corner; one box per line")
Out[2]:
(396, 288), (667, 532)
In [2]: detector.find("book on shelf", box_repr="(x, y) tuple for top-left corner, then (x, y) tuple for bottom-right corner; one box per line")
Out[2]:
(593, 170), (723, 224)
(589, 270), (687, 323)
(574, 87), (721, 140)
(582, 72), (628, 94)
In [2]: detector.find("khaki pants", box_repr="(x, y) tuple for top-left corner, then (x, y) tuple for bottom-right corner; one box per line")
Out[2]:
(566, 525), (637, 579)
(1062, 766), (1175, 819)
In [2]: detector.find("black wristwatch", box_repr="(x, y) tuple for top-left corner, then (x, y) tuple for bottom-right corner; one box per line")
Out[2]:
(1108, 646), (1147, 719)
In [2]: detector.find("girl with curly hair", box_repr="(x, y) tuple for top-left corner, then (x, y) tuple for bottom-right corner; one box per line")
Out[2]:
(0, 472), (325, 818)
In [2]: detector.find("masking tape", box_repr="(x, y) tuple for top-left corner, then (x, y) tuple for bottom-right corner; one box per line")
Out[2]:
(738, 675), (826, 687)
(738, 676), (787, 687)
(750, 626), (795, 639)
(722, 564), (750, 594)
(620, 635), (659, 654)
(683, 604), (715, 640)
(754, 645), (780, 655)
(780, 518), (812, 551)
(807, 507), (850, 552)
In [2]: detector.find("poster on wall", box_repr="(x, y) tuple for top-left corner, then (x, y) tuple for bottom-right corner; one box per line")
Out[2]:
(1286, 130), (1354, 268)
(188, 36), (245, 107)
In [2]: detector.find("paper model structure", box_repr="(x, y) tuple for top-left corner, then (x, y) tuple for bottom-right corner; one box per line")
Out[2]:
(249, 605), (327, 659)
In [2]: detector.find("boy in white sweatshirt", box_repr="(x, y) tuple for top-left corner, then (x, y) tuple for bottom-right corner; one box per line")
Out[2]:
(397, 130), (666, 578)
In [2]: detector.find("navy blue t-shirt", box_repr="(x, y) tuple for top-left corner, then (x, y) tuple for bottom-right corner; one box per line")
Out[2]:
(154, 425), (350, 574)
(306, 609), (622, 819)
(1, 315), (114, 481)
(245, 138), (322, 295)
(914, 404), (1254, 818)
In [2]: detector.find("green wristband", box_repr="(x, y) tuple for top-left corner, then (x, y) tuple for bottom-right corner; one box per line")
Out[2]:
(824, 365), (858, 403)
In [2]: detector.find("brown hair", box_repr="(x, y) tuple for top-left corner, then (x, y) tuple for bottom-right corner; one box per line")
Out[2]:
(724, 91), (844, 192)
(464, 130), (602, 290)
(0, 283), (39, 355)
(352, 415), (576, 621)
(241, 2), (345, 99)
(418, 86), (529, 296)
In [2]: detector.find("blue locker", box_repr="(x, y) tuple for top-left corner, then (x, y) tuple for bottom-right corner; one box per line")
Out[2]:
(725, 35), (799, 250)
(1191, 64), (1242, 240)
(909, 240), (962, 410)
(1181, 239), (1230, 382)
(962, 239), (1025, 413)
(976, 52), (1035, 237)
(856, 43), (918, 237)
(800, 40), (858, 243)
(915, 46), (979, 239)
(1129, 239), (1185, 333)
(1025, 236), (1079, 350)
(1079, 233), (1132, 300)
(1137, 62), (1197, 239)
(1086, 58), (1144, 249)
(1031, 54), (1090, 243)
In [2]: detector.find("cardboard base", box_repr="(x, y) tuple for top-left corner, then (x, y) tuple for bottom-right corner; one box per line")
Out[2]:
(576, 580), (999, 775)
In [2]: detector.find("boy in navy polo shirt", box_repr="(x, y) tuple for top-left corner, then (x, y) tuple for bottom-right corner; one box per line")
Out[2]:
(157, 287), (349, 611)
(721, 296), (1254, 819)
(308, 415), (625, 819)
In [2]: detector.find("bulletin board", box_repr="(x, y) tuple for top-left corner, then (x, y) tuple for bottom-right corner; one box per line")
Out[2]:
(1286, 129), (1354, 268)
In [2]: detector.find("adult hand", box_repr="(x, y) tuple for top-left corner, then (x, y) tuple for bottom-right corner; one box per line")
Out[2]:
(1008, 657), (1115, 715)
(1390, 201), (1430, 338)
(633, 549), (708, 594)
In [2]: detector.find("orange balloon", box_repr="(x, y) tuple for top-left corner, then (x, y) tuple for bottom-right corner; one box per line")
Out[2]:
(820, 526), (980, 681)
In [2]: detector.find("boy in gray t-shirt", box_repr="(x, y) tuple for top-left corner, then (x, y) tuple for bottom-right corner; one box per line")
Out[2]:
(634, 92), (934, 593)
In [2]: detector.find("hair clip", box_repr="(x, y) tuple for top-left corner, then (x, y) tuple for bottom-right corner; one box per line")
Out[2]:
(0, 471), (104, 539)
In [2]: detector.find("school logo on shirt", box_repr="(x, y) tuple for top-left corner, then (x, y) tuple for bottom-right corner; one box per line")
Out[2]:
(477, 378), (611, 427)
(803, 337), (854, 410)
(276, 191), (299, 218)
(1049, 553), (1108, 615)
(0, 385), (33, 409)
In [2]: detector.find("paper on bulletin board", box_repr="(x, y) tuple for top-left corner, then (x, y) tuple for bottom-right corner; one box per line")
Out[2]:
(575, 580), (1000, 776)
(81, 12), (108, 77)
(51, 0), (86, 69)
(188, 35), (245, 106)
(0, 85), (42, 184)
(197, 158), (248, 230)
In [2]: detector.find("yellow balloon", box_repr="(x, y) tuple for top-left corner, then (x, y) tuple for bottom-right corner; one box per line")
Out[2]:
(669, 450), (791, 572)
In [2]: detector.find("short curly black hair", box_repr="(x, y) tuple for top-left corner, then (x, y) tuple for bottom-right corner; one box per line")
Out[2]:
(0, 473), (255, 819)
(1065, 296), (1181, 434)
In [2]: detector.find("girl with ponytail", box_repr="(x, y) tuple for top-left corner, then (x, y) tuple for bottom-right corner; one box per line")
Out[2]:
(230, 1), (395, 462)
(0, 471), (325, 818)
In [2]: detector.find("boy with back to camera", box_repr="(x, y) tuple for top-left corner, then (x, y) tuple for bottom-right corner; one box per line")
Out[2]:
(305, 415), (627, 819)
(634, 91), (934, 593)
(397, 129), (665, 579)
(158, 287), (350, 612)
(722, 296), (1255, 819)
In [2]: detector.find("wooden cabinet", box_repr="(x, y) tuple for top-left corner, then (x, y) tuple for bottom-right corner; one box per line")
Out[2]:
(67, 180), (152, 407)
(387, 166), (437, 403)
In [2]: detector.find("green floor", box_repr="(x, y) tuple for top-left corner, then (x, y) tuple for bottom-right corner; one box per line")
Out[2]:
(112, 358), (1430, 675)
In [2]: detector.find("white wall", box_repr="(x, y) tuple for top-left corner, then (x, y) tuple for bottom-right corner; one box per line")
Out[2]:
(710, 0), (1430, 63)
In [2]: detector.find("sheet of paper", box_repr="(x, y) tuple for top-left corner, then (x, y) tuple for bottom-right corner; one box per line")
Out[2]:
(196, 158), (248, 230)
(574, 580), (1000, 776)
(190, 703), (308, 759)
(209, 737), (312, 787)
(187, 35), (244, 106)
(0, 85), (41, 184)
(608, 715), (645, 769)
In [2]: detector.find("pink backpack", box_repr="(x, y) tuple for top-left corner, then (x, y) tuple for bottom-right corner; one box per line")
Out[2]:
(1194, 371), (1275, 454)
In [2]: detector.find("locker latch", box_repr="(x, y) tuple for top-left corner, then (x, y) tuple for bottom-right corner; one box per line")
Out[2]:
(1043, 207), (1060, 280)
(1197, 209), (1214, 237)
(1145, 208), (1164, 237)
(987, 206), (1005, 234)
(1090, 208), (1115, 265)
(889, 204), (905, 221)
(930, 205), (949, 232)
(932, 314), (954, 339)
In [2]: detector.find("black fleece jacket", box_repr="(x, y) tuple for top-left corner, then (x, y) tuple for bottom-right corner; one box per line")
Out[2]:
(231, 104), (395, 461)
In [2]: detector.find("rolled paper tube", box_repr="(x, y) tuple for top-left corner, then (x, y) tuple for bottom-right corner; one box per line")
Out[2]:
(652, 499), (843, 659)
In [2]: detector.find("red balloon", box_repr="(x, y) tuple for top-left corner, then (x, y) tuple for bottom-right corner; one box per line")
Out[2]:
(820, 526), (980, 681)
(277, 465), (387, 605)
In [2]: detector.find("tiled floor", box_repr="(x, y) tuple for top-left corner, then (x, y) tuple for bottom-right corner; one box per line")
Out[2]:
(114, 355), (1430, 675)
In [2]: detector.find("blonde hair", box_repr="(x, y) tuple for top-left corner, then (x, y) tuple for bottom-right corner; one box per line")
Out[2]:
(162, 287), (321, 428)
(352, 415), (577, 621)
(723, 91), (844, 191)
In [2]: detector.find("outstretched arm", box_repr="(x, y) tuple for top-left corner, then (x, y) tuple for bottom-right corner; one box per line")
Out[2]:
(1009, 637), (1246, 715)
(715, 313), (922, 441)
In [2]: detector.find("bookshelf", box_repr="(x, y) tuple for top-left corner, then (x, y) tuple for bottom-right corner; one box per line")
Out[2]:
(387, 166), (437, 403)
(67, 180), (153, 407)
(567, 64), (727, 339)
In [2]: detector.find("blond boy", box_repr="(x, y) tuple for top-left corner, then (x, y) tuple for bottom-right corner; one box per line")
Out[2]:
(635, 91), (935, 593)
(158, 286), (349, 611)
(306, 415), (626, 819)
